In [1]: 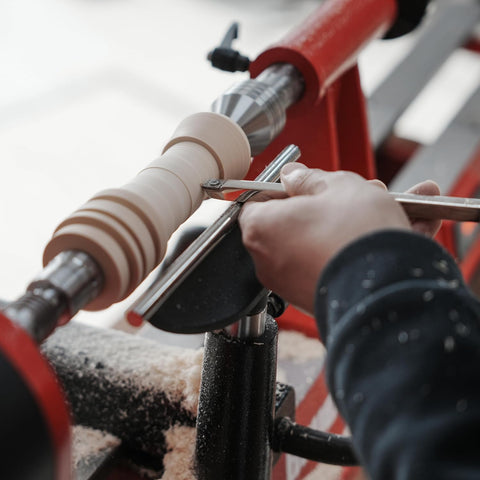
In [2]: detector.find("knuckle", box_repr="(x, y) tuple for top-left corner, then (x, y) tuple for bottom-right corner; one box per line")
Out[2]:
(331, 170), (360, 183)
(241, 222), (261, 249)
(296, 170), (328, 195)
(240, 207), (266, 249)
(291, 169), (310, 190)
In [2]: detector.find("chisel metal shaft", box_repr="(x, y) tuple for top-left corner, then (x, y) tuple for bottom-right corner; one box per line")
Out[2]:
(202, 180), (480, 223)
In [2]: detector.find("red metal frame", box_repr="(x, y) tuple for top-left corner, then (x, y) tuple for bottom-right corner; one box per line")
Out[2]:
(438, 145), (480, 284)
(246, 0), (398, 342)
(0, 313), (71, 480)
(248, 0), (397, 179)
(465, 37), (480, 54)
(245, 3), (398, 479)
(258, 2), (478, 473)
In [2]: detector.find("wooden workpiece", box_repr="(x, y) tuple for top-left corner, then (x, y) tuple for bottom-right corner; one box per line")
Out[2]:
(43, 112), (251, 310)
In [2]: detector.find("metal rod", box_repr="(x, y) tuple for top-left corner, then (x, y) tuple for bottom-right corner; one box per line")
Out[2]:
(206, 180), (480, 223)
(128, 145), (301, 325)
(237, 311), (267, 338)
(223, 294), (269, 339)
(203, 179), (286, 193)
(3, 250), (103, 343)
(393, 192), (480, 222)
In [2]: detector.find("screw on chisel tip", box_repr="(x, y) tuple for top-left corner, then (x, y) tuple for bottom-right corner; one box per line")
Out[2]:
(207, 179), (221, 186)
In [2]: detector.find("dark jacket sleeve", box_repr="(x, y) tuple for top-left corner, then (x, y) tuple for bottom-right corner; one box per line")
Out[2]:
(315, 230), (480, 480)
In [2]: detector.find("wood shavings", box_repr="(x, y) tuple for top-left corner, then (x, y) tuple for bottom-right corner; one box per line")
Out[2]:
(277, 366), (287, 383)
(277, 330), (326, 363)
(43, 322), (203, 457)
(302, 462), (344, 480)
(44, 322), (204, 415)
(160, 425), (196, 480)
(72, 425), (120, 468)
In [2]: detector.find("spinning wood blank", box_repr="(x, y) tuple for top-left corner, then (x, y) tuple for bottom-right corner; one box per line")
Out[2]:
(43, 113), (251, 310)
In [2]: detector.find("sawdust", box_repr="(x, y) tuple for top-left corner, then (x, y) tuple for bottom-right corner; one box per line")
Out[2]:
(276, 366), (287, 383)
(44, 322), (204, 415)
(304, 465), (366, 480)
(160, 425), (196, 480)
(277, 330), (326, 363)
(72, 425), (121, 467)
(302, 462), (344, 480)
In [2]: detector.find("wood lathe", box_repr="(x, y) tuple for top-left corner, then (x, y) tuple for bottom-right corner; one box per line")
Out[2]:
(1, 0), (479, 478)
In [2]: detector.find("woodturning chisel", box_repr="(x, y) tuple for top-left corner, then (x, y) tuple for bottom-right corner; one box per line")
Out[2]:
(202, 179), (480, 223)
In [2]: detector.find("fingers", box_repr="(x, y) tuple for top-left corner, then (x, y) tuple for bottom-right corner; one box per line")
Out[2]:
(239, 201), (266, 233)
(280, 163), (327, 196)
(239, 170), (412, 314)
(247, 190), (288, 203)
(239, 195), (327, 313)
(367, 178), (441, 237)
(406, 179), (440, 197)
(368, 179), (387, 190)
(280, 163), (363, 197)
(406, 180), (442, 238)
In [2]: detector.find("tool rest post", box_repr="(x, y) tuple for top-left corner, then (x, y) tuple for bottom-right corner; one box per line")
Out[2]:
(195, 306), (278, 480)
(224, 294), (268, 339)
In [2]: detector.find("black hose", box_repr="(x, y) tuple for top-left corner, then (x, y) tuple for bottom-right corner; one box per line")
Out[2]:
(273, 417), (359, 466)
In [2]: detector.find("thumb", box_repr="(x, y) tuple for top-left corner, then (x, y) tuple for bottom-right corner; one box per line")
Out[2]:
(281, 163), (328, 196)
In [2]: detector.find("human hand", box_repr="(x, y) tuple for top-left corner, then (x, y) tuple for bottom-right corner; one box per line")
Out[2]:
(404, 180), (442, 237)
(239, 164), (422, 314)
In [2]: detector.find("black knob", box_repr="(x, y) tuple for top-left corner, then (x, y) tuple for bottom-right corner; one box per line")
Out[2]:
(207, 22), (250, 73)
(267, 293), (287, 319)
(384, 0), (432, 39)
